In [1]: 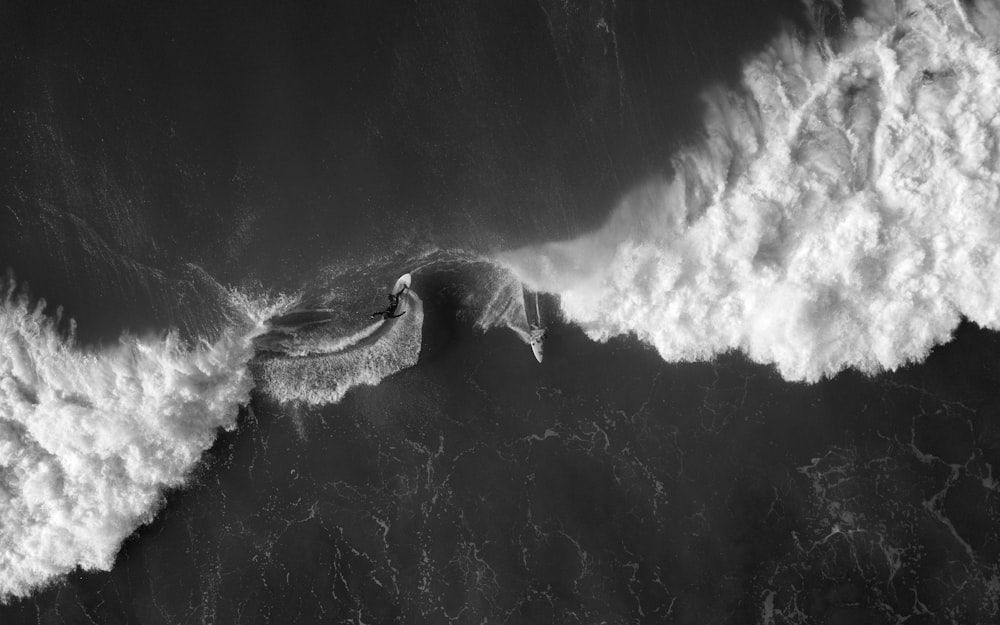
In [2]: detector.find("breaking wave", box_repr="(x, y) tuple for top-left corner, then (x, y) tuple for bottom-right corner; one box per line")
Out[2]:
(500, 0), (1000, 381)
(0, 279), (292, 600)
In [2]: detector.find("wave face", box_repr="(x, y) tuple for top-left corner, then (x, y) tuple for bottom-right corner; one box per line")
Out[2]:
(0, 283), (287, 600)
(501, 0), (1000, 381)
(252, 290), (424, 405)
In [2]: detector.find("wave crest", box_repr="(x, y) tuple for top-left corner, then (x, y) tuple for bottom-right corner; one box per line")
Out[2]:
(501, 0), (1000, 381)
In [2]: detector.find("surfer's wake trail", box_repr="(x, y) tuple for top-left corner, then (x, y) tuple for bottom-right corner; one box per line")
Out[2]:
(501, 0), (1000, 381)
(0, 280), (292, 600)
(251, 290), (424, 406)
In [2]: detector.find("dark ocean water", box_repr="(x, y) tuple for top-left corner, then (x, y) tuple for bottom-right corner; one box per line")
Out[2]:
(3, 0), (1000, 624)
(0, 0), (804, 343)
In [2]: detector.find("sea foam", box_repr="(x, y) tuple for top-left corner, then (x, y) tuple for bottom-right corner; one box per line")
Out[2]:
(501, 0), (1000, 381)
(0, 281), (289, 600)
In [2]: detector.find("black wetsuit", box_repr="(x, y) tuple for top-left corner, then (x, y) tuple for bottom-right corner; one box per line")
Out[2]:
(371, 289), (407, 320)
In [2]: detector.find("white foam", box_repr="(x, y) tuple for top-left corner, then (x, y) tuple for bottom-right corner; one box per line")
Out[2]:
(253, 291), (424, 405)
(501, 0), (1000, 381)
(0, 284), (288, 600)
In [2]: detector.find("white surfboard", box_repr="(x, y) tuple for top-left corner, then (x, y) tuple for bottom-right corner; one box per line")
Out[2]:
(390, 273), (411, 316)
(529, 326), (545, 363)
(525, 289), (545, 363)
(392, 273), (411, 297)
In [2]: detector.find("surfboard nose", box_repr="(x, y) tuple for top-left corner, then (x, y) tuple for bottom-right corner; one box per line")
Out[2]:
(529, 328), (545, 363)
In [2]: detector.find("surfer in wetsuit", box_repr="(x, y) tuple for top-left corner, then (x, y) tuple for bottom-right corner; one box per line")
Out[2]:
(370, 285), (409, 320)
(529, 324), (546, 342)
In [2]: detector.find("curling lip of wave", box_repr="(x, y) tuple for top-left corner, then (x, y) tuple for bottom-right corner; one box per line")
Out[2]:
(501, 0), (1000, 382)
(0, 284), (292, 600)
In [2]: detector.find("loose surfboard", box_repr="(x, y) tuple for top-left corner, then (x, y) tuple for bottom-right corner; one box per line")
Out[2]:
(524, 288), (545, 363)
(529, 326), (545, 363)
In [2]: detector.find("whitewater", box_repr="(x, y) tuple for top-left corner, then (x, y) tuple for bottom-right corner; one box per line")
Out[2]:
(4, 0), (1000, 603)
(503, 0), (1000, 381)
(0, 281), (295, 600)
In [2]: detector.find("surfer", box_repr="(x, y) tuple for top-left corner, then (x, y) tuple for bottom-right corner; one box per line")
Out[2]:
(370, 285), (409, 320)
(529, 324), (546, 345)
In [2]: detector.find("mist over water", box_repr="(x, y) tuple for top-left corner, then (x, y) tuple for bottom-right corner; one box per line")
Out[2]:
(502, 0), (1000, 381)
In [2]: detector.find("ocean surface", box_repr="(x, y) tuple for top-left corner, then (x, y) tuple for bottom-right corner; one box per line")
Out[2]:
(2, 0), (1000, 623)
